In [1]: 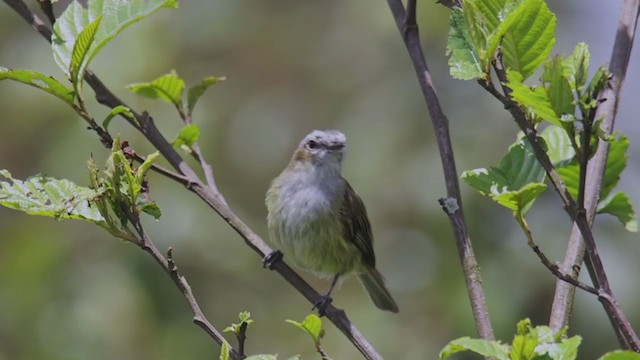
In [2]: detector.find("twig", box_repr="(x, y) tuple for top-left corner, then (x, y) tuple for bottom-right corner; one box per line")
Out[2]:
(550, 0), (640, 336)
(515, 214), (597, 295)
(2, 2), (384, 359)
(386, 0), (495, 341)
(488, 31), (640, 353)
(236, 322), (248, 359)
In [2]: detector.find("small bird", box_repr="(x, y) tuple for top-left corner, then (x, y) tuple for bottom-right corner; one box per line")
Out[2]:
(265, 129), (398, 313)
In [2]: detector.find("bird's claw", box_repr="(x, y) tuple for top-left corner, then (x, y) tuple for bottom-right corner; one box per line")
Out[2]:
(262, 250), (283, 270)
(312, 295), (333, 317)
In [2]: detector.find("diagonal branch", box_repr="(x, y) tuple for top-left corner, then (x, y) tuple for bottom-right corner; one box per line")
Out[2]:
(2, 1), (384, 358)
(550, 0), (640, 340)
(386, 0), (495, 341)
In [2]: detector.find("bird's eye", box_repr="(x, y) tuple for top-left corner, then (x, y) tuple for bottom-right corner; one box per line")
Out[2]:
(307, 140), (319, 149)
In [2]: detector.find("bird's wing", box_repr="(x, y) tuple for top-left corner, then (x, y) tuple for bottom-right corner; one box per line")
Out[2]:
(340, 179), (376, 267)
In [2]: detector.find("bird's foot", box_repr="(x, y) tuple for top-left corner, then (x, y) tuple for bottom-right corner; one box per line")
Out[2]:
(312, 295), (333, 317)
(262, 250), (283, 270)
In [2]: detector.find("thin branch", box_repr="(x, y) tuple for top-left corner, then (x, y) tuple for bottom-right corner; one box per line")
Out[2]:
(491, 56), (640, 349)
(131, 222), (239, 359)
(550, 0), (640, 334)
(2, 2), (384, 358)
(387, 0), (495, 341)
(487, 31), (640, 351)
(515, 214), (597, 295)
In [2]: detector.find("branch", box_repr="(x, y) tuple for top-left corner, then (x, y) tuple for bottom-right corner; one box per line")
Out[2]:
(515, 214), (597, 295)
(2, 2), (384, 358)
(127, 215), (240, 359)
(550, 0), (640, 334)
(386, 0), (495, 341)
(490, 56), (640, 350)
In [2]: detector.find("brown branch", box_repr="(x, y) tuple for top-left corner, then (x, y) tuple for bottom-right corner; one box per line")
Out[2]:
(550, 0), (640, 341)
(387, 0), (495, 341)
(516, 214), (597, 295)
(2, 1), (384, 358)
(485, 19), (640, 351)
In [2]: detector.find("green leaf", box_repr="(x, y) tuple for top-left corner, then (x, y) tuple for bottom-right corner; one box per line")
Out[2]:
(0, 170), (104, 224)
(446, 8), (485, 80)
(493, 182), (547, 214)
(566, 42), (590, 90)
(0, 67), (75, 105)
(507, 70), (562, 126)
(598, 192), (637, 232)
(219, 341), (230, 360)
(510, 333), (537, 360)
(69, 15), (103, 87)
(544, 57), (575, 118)
(556, 161), (579, 200)
(139, 201), (161, 220)
(541, 125), (575, 165)
(52, 0), (178, 76)
(599, 351), (640, 360)
(601, 134), (629, 199)
(501, 0), (556, 80)
(173, 124), (201, 148)
(583, 66), (609, 105)
(135, 152), (160, 186)
(286, 314), (325, 346)
(187, 76), (226, 115)
(244, 356), (278, 360)
(552, 335), (582, 360)
(462, 138), (546, 214)
(224, 311), (254, 335)
(102, 105), (134, 130)
(127, 70), (185, 108)
(439, 337), (509, 360)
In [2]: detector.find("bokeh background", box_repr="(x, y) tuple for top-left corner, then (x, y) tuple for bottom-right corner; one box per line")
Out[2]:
(1, 1), (639, 359)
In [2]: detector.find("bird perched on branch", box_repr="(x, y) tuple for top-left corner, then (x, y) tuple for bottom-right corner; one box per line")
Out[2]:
(265, 129), (398, 313)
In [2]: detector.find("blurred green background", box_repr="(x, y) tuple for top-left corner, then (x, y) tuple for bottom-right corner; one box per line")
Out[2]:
(1, 1), (639, 359)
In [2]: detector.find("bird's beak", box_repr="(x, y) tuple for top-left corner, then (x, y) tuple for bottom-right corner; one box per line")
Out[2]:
(328, 143), (345, 151)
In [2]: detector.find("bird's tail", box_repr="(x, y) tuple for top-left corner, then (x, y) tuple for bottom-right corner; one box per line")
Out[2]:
(358, 268), (399, 313)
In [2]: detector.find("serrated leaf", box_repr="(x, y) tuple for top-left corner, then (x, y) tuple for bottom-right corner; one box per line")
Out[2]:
(510, 334), (537, 360)
(462, 138), (546, 214)
(597, 192), (637, 232)
(568, 42), (590, 90)
(439, 337), (510, 360)
(0, 67), (75, 105)
(446, 8), (485, 80)
(238, 311), (253, 324)
(286, 314), (324, 345)
(501, 0), (556, 80)
(127, 70), (185, 108)
(52, 0), (178, 76)
(544, 57), (575, 117)
(583, 66), (609, 105)
(552, 336), (581, 360)
(219, 341), (230, 360)
(493, 183), (547, 213)
(102, 105), (134, 130)
(187, 76), (226, 115)
(507, 70), (562, 126)
(599, 351), (640, 360)
(139, 201), (161, 220)
(70, 15), (102, 87)
(601, 134), (628, 199)
(173, 124), (200, 148)
(541, 125), (575, 165)
(135, 152), (160, 185)
(556, 133), (630, 210)
(0, 170), (104, 224)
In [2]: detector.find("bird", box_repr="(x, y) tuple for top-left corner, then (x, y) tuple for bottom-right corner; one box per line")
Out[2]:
(265, 129), (398, 313)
